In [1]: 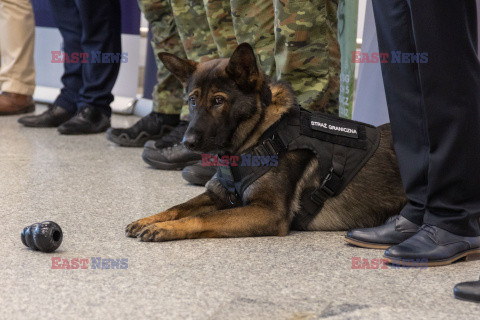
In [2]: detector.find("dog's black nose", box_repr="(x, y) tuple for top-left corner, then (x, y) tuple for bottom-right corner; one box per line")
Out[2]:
(182, 134), (197, 150)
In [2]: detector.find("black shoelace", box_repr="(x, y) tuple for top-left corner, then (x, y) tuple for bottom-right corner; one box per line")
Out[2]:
(155, 121), (189, 148)
(134, 112), (159, 129)
(419, 224), (436, 237)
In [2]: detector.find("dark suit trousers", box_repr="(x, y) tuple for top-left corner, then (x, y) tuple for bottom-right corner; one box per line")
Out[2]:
(48, 0), (122, 116)
(372, 0), (480, 236)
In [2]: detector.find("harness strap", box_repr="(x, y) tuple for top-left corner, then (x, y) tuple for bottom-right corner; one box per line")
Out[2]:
(301, 144), (347, 218)
(217, 129), (289, 204)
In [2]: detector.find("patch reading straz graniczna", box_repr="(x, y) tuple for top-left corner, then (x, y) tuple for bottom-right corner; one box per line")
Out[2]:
(310, 115), (359, 139)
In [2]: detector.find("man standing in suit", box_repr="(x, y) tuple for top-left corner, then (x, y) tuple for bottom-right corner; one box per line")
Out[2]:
(345, 0), (480, 267)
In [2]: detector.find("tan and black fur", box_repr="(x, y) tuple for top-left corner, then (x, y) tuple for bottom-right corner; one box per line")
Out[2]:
(125, 43), (407, 242)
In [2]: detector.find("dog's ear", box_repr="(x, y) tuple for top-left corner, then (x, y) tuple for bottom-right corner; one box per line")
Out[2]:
(158, 52), (197, 87)
(226, 43), (260, 91)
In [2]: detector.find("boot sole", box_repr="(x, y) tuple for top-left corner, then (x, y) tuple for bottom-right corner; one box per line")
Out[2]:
(19, 117), (70, 128)
(0, 104), (35, 116)
(58, 124), (110, 135)
(384, 249), (480, 267)
(181, 169), (214, 186)
(142, 153), (200, 171)
(344, 236), (393, 250)
(19, 122), (61, 128)
(106, 130), (164, 148)
(453, 294), (480, 303)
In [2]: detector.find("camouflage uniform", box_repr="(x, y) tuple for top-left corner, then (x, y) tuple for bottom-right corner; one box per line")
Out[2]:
(230, 0), (276, 76)
(138, 0), (185, 116)
(230, 0), (340, 113)
(169, 0), (219, 64)
(203, 0), (238, 57)
(141, 0), (236, 120)
(142, 0), (339, 116)
(169, 0), (235, 119)
(169, 0), (237, 61)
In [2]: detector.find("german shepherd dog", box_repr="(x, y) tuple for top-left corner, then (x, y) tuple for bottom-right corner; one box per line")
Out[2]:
(126, 43), (407, 242)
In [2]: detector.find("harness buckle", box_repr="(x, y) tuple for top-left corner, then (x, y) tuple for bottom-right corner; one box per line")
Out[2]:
(322, 167), (344, 198)
(311, 167), (341, 205)
(320, 168), (336, 197)
(262, 137), (278, 156)
(228, 192), (240, 206)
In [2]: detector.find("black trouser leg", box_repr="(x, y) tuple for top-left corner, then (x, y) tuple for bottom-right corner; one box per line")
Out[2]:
(407, 0), (480, 236)
(75, 0), (122, 117)
(371, 0), (428, 226)
(48, 0), (83, 114)
(373, 0), (480, 236)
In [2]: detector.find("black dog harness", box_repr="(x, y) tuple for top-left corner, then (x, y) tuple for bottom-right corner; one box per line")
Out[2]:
(216, 105), (381, 225)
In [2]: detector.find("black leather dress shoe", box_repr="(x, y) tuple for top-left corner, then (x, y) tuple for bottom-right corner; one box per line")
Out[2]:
(345, 215), (420, 249)
(384, 225), (480, 267)
(18, 105), (73, 127)
(182, 161), (216, 186)
(58, 106), (110, 135)
(106, 112), (179, 147)
(454, 277), (480, 303)
(142, 142), (201, 170)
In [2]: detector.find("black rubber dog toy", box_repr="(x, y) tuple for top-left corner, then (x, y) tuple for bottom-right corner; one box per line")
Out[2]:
(21, 221), (63, 252)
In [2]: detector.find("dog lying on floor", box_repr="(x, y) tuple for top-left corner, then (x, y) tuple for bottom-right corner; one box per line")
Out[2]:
(126, 43), (407, 242)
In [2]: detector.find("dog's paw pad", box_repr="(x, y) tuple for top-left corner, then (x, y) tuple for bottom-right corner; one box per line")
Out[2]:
(138, 227), (156, 242)
(125, 220), (148, 238)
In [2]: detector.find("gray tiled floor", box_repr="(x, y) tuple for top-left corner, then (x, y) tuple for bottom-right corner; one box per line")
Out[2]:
(1, 105), (479, 319)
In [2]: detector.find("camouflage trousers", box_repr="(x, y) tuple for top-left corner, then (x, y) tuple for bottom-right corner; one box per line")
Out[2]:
(138, 0), (184, 117)
(139, 0), (237, 120)
(140, 0), (340, 118)
(230, 0), (340, 113)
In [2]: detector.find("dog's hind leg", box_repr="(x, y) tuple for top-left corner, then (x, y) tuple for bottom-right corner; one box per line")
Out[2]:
(125, 192), (218, 238)
(136, 205), (289, 242)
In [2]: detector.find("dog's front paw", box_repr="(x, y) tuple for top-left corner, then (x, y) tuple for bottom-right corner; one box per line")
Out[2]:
(137, 223), (181, 242)
(125, 218), (155, 238)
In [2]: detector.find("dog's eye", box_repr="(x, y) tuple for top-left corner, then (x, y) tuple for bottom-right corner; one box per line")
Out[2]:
(189, 96), (197, 107)
(214, 96), (225, 106)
